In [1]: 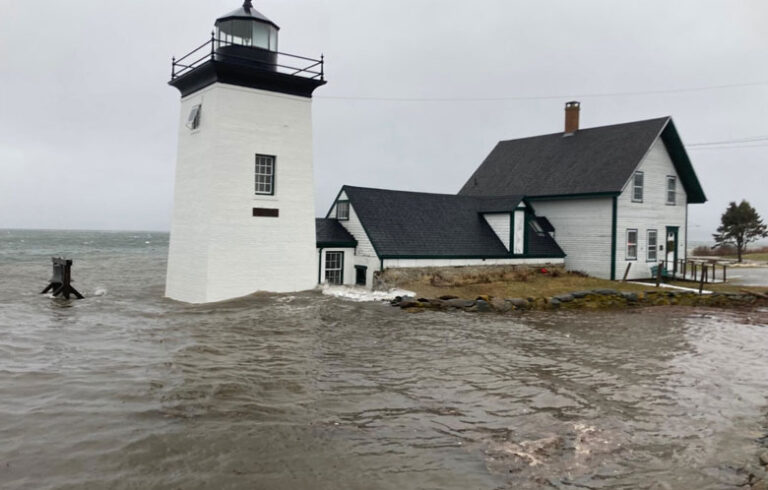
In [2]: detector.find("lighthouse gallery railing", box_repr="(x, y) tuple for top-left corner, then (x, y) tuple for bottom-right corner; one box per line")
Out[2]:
(171, 33), (324, 81)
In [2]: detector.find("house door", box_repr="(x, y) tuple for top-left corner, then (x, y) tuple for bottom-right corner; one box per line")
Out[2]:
(665, 227), (679, 273)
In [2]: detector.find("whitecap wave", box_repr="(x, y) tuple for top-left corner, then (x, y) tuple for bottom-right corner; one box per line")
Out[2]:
(320, 285), (415, 303)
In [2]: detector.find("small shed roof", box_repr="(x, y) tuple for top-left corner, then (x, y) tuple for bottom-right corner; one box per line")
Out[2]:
(316, 218), (357, 248)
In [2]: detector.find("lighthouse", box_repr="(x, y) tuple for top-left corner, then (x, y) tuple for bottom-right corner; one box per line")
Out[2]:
(165, 1), (326, 303)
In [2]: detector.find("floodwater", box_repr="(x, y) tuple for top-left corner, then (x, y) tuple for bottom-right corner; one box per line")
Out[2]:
(1, 230), (767, 489)
(729, 267), (768, 287)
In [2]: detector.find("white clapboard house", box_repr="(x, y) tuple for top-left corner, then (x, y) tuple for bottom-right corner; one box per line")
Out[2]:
(318, 103), (706, 286)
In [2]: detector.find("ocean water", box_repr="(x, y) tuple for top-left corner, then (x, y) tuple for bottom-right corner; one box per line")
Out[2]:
(1, 229), (767, 489)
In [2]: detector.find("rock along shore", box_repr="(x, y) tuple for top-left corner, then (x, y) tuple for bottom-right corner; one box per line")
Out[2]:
(390, 289), (768, 313)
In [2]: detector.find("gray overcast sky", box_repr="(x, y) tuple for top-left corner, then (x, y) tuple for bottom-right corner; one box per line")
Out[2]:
(1, 0), (766, 241)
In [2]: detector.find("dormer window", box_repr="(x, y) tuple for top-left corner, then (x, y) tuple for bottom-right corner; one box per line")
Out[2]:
(667, 176), (677, 205)
(336, 201), (350, 221)
(529, 218), (544, 235)
(632, 171), (644, 202)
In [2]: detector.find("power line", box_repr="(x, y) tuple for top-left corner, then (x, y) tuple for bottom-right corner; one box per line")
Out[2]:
(689, 143), (768, 151)
(688, 135), (768, 147)
(318, 79), (768, 151)
(316, 79), (768, 102)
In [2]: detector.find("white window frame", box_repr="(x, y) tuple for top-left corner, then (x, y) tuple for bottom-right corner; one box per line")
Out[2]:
(647, 229), (658, 262)
(324, 251), (344, 285)
(626, 229), (638, 261)
(255, 154), (275, 195)
(632, 171), (644, 203)
(666, 176), (677, 205)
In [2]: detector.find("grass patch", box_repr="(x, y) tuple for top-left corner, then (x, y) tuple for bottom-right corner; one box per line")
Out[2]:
(665, 280), (768, 295)
(381, 265), (768, 300)
(394, 270), (650, 299)
(722, 253), (768, 262)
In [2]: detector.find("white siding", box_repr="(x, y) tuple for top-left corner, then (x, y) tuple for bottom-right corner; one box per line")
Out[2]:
(483, 214), (510, 251)
(325, 191), (382, 287)
(383, 258), (564, 268)
(513, 209), (525, 254)
(318, 248), (356, 285)
(532, 198), (613, 278)
(166, 84), (318, 303)
(616, 138), (687, 280)
(329, 191), (377, 258)
(351, 255), (381, 288)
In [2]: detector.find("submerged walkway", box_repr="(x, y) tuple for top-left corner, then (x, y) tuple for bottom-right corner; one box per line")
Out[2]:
(626, 281), (713, 295)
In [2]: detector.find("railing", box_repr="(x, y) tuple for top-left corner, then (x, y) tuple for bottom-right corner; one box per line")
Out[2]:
(171, 32), (324, 81)
(652, 259), (728, 284)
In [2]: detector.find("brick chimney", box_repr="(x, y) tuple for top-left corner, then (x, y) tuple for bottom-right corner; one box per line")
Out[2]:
(564, 101), (580, 134)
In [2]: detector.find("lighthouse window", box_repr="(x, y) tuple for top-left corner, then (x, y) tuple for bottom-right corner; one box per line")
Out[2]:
(186, 105), (201, 130)
(254, 154), (275, 195)
(216, 20), (278, 51)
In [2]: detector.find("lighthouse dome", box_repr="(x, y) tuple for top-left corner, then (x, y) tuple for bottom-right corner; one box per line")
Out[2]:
(216, 1), (279, 51)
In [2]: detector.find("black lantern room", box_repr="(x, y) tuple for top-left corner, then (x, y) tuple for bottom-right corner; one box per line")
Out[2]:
(216, 0), (279, 51)
(214, 1), (280, 72)
(170, 1), (325, 98)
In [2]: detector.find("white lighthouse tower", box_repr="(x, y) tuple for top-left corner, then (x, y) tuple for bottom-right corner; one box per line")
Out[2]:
(165, 1), (326, 303)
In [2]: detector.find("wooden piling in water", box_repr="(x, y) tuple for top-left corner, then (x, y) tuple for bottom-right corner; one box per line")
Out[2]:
(41, 258), (84, 300)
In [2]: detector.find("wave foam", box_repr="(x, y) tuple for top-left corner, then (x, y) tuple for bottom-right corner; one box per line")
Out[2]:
(320, 285), (415, 303)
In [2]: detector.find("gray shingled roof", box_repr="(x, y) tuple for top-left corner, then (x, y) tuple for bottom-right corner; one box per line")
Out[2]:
(459, 117), (706, 203)
(316, 218), (357, 247)
(336, 186), (564, 258)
